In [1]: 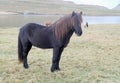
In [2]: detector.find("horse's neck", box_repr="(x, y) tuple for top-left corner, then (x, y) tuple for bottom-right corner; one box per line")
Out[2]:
(62, 28), (74, 41)
(60, 29), (74, 47)
(67, 28), (74, 37)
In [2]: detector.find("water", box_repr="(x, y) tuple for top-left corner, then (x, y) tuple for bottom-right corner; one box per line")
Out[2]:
(0, 15), (120, 27)
(0, 14), (61, 27)
(83, 16), (120, 24)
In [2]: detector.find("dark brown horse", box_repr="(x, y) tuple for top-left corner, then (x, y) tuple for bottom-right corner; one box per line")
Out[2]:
(18, 11), (83, 72)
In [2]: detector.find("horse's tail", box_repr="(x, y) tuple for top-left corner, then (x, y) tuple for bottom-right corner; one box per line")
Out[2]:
(18, 34), (24, 63)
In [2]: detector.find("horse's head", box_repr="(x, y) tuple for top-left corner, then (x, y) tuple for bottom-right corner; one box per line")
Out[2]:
(71, 11), (83, 36)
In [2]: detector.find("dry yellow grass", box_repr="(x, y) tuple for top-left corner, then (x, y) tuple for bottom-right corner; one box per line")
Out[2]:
(0, 24), (120, 83)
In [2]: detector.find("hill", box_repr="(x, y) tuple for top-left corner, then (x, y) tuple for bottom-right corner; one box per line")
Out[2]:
(0, 0), (120, 16)
(114, 4), (120, 10)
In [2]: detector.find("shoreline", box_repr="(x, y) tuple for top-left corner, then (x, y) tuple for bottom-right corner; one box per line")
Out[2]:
(0, 11), (120, 16)
(0, 24), (120, 28)
(0, 11), (18, 15)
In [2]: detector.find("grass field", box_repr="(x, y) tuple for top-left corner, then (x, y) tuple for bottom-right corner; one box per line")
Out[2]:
(0, 24), (120, 83)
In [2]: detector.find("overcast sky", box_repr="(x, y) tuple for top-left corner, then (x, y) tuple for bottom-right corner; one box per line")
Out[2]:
(64, 0), (119, 9)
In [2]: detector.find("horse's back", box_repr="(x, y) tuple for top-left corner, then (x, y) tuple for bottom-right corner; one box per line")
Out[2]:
(21, 23), (45, 31)
(20, 23), (47, 36)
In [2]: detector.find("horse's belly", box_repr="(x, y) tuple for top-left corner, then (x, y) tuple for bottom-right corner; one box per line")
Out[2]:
(32, 41), (53, 49)
(34, 44), (53, 49)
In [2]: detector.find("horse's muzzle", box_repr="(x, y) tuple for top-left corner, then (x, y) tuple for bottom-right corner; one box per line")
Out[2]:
(77, 31), (82, 36)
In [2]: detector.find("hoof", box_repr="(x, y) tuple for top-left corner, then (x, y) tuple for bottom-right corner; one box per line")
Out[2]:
(51, 67), (60, 72)
(24, 64), (29, 69)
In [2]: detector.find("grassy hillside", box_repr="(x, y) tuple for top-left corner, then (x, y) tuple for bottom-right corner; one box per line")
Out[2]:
(0, 0), (120, 15)
(0, 24), (120, 82)
(114, 4), (120, 10)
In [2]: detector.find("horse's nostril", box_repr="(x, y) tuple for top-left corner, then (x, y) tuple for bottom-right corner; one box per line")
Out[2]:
(77, 31), (82, 36)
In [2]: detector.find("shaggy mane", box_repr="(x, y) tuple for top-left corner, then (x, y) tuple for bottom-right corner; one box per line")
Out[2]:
(52, 14), (73, 39)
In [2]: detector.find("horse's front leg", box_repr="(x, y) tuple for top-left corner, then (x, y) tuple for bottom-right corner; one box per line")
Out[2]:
(51, 47), (64, 72)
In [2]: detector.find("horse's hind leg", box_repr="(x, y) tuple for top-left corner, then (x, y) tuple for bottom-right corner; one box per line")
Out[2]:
(23, 42), (32, 68)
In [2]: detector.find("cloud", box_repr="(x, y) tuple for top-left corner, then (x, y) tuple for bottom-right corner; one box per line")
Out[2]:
(64, 0), (119, 9)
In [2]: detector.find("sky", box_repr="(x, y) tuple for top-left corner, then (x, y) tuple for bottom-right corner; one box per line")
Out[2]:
(64, 0), (120, 9)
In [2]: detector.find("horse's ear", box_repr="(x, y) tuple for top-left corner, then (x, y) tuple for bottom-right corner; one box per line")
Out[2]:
(72, 11), (75, 17)
(80, 11), (82, 15)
